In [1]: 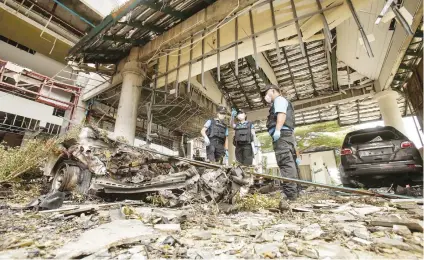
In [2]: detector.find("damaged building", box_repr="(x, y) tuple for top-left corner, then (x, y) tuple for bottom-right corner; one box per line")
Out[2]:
(0, 0), (423, 259)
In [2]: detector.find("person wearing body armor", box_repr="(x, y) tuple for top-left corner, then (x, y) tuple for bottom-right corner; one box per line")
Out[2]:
(230, 109), (258, 165)
(200, 106), (229, 163)
(263, 85), (299, 201)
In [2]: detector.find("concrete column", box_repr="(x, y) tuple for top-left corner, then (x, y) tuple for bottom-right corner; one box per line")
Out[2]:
(374, 90), (406, 134)
(114, 57), (145, 144)
(228, 129), (236, 165)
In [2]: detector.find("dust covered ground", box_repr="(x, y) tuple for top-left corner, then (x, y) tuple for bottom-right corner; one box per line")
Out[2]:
(0, 182), (423, 259)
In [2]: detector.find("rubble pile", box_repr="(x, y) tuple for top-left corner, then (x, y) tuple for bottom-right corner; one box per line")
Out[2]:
(1, 189), (423, 259)
(0, 126), (423, 259)
(42, 127), (252, 206)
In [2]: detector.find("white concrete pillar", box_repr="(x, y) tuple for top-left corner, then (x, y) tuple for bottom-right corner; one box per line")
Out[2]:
(114, 58), (145, 144)
(228, 129), (236, 165)
(374, 90), (406, 134)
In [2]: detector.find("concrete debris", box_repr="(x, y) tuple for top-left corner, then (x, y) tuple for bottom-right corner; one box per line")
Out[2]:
(390, 198), (423, 205)
(154, 224), (181, 233)
(313, 203), (334, 208)
(256, 230), (285, 242)
(270, 222), (301, 233)
(349, 206), (381, 216)
(351, 237), (373, 246)
(1, 163), (423, 259)
(314, 241), (361, 259)
(287, 242), (302, 254)
(393, 225), (413, 237)
(374, 237), (412, 251)
(254, 243), (281, 258)
(369, 216), (423, 232)
(300, 247), (319, 259)
(300, 223), (323, 240)
(353, 226), (371, 240)
(54, 220), (155, 259)
(192, 230), (212, 240)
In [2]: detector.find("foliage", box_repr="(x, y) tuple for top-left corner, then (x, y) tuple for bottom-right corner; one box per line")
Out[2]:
(236, 193), (281, 211)
(257, 121), (353, 165)
(257, 132), (273, 153)
(0, 126), (82, 182)
(146, 194), (168, 206)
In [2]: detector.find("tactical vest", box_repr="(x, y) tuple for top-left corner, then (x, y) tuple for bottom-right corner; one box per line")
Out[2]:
(266, 98), (295, 134)
(234, 121), (253, 144)
(206, 119), (227, 141)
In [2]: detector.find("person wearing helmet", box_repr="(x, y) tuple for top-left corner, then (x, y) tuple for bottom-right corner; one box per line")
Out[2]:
(230, 108), (258, 165)
(200, 106), (229, 163)
(263, 84), (299, 201)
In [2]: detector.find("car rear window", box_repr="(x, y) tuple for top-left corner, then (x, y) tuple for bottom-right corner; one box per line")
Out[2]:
(348, 130), (400, 145)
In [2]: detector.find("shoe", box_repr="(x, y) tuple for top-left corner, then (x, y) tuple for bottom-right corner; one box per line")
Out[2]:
(286, 194), (298, 201)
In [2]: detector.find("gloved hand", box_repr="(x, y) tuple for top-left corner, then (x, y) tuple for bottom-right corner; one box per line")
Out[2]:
(252, 145), (257, 155)
(204, 136), (210, 146)
(231, 108), (238, 117)
(296, 158), (301, 165)
(272, 131), (281, 142)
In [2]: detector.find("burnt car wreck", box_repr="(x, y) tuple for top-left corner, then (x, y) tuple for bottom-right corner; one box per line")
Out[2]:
(42, 127), (252, 206)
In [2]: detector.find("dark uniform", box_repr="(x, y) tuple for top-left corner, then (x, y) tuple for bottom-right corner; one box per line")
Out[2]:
(234, 121), (254, 165)
(266, 97), (298, 199)
(205, 119), (227, 162)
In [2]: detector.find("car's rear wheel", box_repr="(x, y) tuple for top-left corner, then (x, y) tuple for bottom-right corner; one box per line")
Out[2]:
(339, 165), (360, 188)
(340, 176), (359, 188)
(51, 160), (92, 194)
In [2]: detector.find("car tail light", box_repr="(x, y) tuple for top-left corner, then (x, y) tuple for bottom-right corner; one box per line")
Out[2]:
(401, 141), (413, 149)
(341, 148), (353, 155)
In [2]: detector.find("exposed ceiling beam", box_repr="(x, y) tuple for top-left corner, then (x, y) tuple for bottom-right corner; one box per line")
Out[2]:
(245, 56), (267, 105)
(281, 47), (300, 100)
(303, 44), (318, 96)
(103, 35), (147, 45)
(228, 63), (253, 109)
(153, 0), (352, 86)
(329, 40), (338, 91)
(272, 50), (326, 72)
(251, 53), (278, 85)
(84, 49), (128, 55)
(143, 0), (188, 19)
(245, 55), (271, 85)
(246, 84), (374, 120)
(118, 21), (165, 33)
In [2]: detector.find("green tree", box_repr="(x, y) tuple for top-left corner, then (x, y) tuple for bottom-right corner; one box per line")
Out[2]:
(257, 121), (352, 165)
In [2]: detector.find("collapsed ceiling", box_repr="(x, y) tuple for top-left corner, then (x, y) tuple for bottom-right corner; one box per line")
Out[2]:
(68, 0), (219, 64)
(72, 0), (420, 149)
(266, 40), (333, 101)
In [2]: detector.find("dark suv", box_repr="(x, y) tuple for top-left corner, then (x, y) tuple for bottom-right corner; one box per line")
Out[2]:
(339, 126), (423, 188)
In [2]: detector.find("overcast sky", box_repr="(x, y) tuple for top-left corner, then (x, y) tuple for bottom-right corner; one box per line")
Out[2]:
(82, 0), (128, 17)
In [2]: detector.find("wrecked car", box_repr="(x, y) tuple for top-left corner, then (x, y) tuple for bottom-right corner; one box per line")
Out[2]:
(339, 126), (423, 188)
(43, 127), (252, 206)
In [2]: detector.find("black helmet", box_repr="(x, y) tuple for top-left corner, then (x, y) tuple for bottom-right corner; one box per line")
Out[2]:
(262, 84), (280, 95)
(218, 106), (227, 114)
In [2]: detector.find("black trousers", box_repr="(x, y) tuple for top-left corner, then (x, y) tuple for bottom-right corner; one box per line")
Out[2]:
(206, 138), (225, 163)
(273, 130), (298, 199)
(235, 143), (254, 165)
